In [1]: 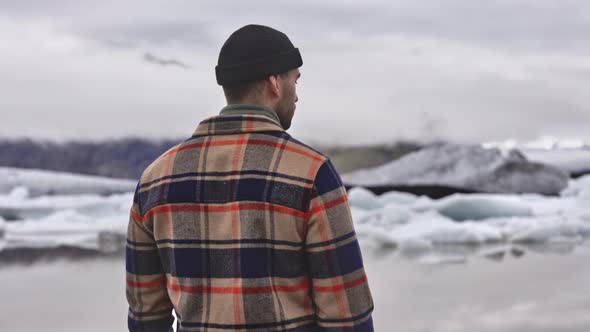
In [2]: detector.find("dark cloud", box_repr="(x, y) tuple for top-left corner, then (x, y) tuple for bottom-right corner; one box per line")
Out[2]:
(76, 20), (217, 50)
(143, 52), (191, 69)
(2, 0), (589, 52)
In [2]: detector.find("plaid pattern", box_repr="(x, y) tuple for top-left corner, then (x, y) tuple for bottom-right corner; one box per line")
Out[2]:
(126, 113), (374, 332)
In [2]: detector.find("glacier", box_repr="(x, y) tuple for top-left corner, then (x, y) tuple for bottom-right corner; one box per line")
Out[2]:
(342, 143), (569, 195)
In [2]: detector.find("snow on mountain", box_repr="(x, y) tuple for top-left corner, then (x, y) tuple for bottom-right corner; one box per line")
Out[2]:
(519, 149), (590, 176)
(342, 143), (569, 195)
(483, 136), (589, 151)
(483, 137), (590, 176)
(0, 167), (136, 197)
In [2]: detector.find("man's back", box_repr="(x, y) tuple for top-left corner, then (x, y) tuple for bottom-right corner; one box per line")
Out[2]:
(126, 112), (374, 331)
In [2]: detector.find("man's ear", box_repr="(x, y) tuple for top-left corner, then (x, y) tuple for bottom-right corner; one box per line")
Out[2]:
(267, 75), (281, 97)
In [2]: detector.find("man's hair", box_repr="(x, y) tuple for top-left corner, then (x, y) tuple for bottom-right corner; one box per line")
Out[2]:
(222, 80), (264, 104)
(222, 72), (290, 104)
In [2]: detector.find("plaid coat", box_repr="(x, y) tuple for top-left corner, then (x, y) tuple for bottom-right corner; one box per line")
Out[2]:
(126, 108), (374, 332)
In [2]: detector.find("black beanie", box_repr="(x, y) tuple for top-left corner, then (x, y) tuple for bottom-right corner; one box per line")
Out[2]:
(216, 24), (303, 86)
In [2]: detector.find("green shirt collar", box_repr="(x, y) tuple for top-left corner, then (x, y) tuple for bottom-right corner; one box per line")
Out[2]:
(219, 104), (282, 128)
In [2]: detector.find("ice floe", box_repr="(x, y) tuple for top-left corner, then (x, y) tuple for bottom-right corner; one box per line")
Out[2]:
(352, 175), (590, 261)
(0, 167), (135, 197)
(0, 167), (589, 265)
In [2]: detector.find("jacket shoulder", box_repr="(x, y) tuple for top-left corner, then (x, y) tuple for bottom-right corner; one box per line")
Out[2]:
(138, 143), (183, 186)
(283, 133), (330, 161)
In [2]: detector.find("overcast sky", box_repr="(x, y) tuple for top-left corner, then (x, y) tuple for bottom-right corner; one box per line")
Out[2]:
(1, 0), (589, 145)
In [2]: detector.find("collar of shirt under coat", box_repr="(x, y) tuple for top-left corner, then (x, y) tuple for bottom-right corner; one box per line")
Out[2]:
(191, 104), (285, 137)
(219, 104), (282, 128)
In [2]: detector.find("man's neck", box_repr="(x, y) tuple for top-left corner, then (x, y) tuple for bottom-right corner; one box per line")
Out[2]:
(219, 104), (282, 128)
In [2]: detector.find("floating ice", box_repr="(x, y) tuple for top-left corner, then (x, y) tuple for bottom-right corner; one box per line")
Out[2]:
(0, 190), (133, 221)
(561, 175), (590, 199)
(523, 149), (590, 176)
(348, 187), (382, 210)
(0, 185), (132, 252)
(355, 224), (397, 248)
(1, 164), (589, 262)
(380, 204), (412, 225)
(393, 212), (505, 245)
(9, 186), (29, 200)
(350, 207), (381, 226)
(0, 216), (5, 238)
(4, 208), (129, 251)
(377, 191), (417, 206)
(507, 217), (590, 243)
(0, 167), (136, 197)
(349, 187), (419, 213)
(0, 217), (5, 252)
(352, 174), (590, 261)
(434, 195), (532, 221)
(417, 254), (468, 265)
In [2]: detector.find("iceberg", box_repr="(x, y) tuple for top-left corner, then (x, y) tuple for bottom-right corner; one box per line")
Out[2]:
(434, 195), (532, 221)
(483, 137), (590, 176)
(3, 208), (129, 251)
(0, 167), (136, 197)
(1, 161), (589, 263)
(523, 149), (590, 177)
(0, 187), (133, 221)
(0, 180), (132, 252)
(377, 191), (418, 206)
(348, 187), (383, 210)
(380, 204), (412, 225)
(350, 173), (590, 261)
(561, 175), (590, 199)
(507, 217), (590, 244)
(0, 217), (5, 238)
(349, 187), (419, 211)
(0, 218), (5, 252)
(342, 143), (569, 195)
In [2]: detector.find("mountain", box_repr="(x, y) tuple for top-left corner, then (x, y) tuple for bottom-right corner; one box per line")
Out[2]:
(0, 138), (177, 179)
(0, 138), (421, 179)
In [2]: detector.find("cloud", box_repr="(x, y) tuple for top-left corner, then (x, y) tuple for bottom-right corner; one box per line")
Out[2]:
(77, 20), (217, 50)
(143, 52), (191, 69)
(1, 1), (590, 143)
(3, 0), (590, 52)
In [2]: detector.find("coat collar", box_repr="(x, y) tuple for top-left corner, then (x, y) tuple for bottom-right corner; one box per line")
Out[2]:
(192, 104), (285, 136)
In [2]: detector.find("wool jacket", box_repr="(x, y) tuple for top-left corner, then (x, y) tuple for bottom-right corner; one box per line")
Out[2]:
(126, 105), (374, 332)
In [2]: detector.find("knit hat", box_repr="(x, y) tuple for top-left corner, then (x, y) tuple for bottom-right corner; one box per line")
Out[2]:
(216, 24), (303, 86)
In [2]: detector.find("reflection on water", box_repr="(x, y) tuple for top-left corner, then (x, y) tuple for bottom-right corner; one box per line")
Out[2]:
(1, 239), (589, 332)
(364, 238), (588, 266)
(1, 235), (587, 268)
(0, 230), (126, 266)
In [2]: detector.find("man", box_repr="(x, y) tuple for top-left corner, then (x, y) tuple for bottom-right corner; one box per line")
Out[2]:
(126, 24), (374, 332)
